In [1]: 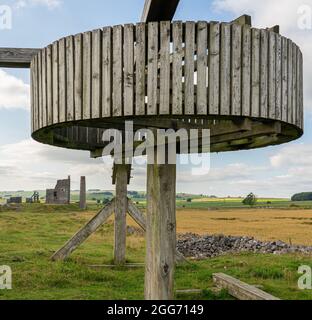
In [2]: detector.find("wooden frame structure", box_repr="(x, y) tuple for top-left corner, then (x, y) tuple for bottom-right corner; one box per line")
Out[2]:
(0, 0), (304, 301)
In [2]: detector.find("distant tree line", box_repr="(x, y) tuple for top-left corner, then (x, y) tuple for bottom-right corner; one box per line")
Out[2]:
(291, 192), (312, 201)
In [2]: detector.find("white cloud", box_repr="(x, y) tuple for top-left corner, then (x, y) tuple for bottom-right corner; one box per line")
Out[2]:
(270, 143), (312, 168)
(0, 70), (30, 110)
(14, 0), (62, 10)
(213, 0), (312, 110)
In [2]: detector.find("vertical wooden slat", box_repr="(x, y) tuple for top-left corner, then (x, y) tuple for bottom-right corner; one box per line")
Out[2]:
(209, 22), (220, 115)
(160, 21), (171, 115)
(242, 25), (251, 116)
(184, 21), (195, 115)
(260, 30), (268, 118)
(38, 50), (43, 129)
(287, 39), (293, 124)
(35, 54), (40, 131)
(136, 23), (146, 115)
(231, 24), (242, 116)
(197, 21), (208, 115)
(251, 29), (260, 117)
(102, 27), (112, 117)
(124, 24), (134, 116)
(83, 32), (92, 120)
(58, 38), (66, 122)
(281, 37), (288, 122)
(147, 22), (158, 115)
(66, 36), (75, 121)
(32, 55), (38, 131)
(300, 50), (304, 129)
(74, 34), (82, 120)
(220, 23), (231, 116)
(292, 43), (297, 125)
(172, 21), (183, 115)
(113, 25), (123, 117)
(52, 41), (59, 124)
(92, 29), (102, 118)
(42, 48), (47, 127)
(268, 32), (276, 119)
(46, 45), (53, 125)
(30, 59), (35, 132)
(275, 34), (282, 120)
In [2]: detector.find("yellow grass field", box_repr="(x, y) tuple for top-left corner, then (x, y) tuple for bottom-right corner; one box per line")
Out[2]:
(168, 208), (312, 246)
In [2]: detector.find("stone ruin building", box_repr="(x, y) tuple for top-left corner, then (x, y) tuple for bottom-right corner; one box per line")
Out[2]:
(46, 176), (71, 205)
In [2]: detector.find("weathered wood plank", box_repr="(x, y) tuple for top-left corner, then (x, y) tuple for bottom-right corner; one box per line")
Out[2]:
(30, 58), (35, 132)
(287, 39), (293, 124)
(114, 165), (128, 265)
(296, 47), (301, 126)
(268, 32), (276, 119)
(281, 37), (288, 122)
(83, 32), (92, 119)
(38, 50), (43, 129)
(42, 48), (47, 127)
(102, 27), (112, 117)
(172, 21), (183, 115)
(220, 23), (231, 116)
(231, 14), (252, 27)
(260, 30), (268, 118)
(185, 22), (195, 115)
(92, 29), (102, 119)
(113, 25), (123, 117)
(292, 43), (297, 125)
(51, 200), (115, 261)
(0, 48), (40, 68)
(275, 34), (282, 120)
(124, 24), (134, 116)
(135, 23), (146, 115)
(141, 0), (180, 22)
(251, 29), (260, 117)
(147, 22), (158, 115)
(145, 161), (176, 300)
(52, 41), (59, 124)
(209, 22), (220, 115)
(213, 273), (280, 300)
(46, 45), (53, 125)
(300, 50), (304, 129)
(160, 21), (171, 115)
(127, 199), (147, 231)
(232, 23), (242, 116)
(58, 38), (66, 122)
(242, 25), (251, 116)
(197, 21), (208, 115)
(66, 36), (75, 121)
(74, 34), (83, 120)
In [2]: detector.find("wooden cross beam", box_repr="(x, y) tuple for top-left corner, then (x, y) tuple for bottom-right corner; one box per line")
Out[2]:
(141, 0), (180, 22)
(0, 48), (39, 68)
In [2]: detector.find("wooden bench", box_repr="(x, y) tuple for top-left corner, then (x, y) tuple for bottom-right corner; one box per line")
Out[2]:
(213, 273), (280, 300)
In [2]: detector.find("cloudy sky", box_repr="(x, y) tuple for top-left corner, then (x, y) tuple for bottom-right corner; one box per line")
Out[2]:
(0, 0), (311, 197)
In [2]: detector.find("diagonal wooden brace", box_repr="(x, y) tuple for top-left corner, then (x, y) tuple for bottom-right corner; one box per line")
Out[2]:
(51, 199), (115, 261)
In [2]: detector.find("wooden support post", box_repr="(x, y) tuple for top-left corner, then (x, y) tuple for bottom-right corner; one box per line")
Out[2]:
(114, 164), (129, 265)
(51, 199), (115, 261)
(79, 176), (87, 210)
(145, 162), (177, 300)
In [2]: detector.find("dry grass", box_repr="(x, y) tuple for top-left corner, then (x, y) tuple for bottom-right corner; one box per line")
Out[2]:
(174, 208), (312, 246)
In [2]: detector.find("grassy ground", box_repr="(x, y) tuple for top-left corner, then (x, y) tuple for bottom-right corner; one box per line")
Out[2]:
(0, 204), (312, 300)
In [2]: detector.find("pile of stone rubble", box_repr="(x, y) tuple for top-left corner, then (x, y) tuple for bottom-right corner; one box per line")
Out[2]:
(177, 233), (312, 259)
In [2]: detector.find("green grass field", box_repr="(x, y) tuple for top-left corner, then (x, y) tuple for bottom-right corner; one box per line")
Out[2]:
(1, 204), (312, 300)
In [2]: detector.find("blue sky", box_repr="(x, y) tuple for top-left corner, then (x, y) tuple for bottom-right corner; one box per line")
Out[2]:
(0, 0), (311, 197)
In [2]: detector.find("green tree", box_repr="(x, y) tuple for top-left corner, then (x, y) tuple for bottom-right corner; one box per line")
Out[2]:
(242, 193), (257, 206)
